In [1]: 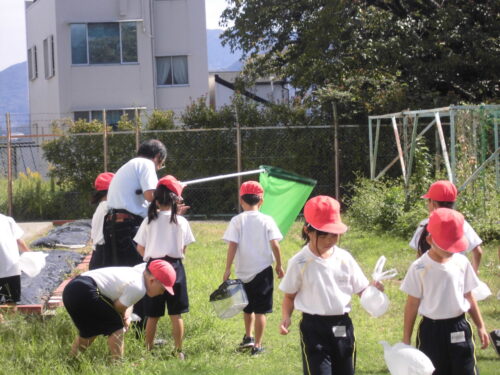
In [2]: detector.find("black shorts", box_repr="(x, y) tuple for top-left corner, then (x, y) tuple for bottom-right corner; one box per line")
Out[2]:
(145, 256), (189, 317)
(243, 266), (273, 314)
(62, 276), (124, 338)
(0, 275), (21, 303)
(300, 313), (355, 375)
(417, 314), (477, 375)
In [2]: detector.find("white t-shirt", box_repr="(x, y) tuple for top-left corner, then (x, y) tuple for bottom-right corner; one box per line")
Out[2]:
(279, 245), (369, 315)
(90, 200), (108, 246)
(82, 263), (147, 307)
(223, 210), (283, 282)
(107, 157), (158, 217)
(134, 211), (195, 260)
(0, 214), (24, 278)
(400, 252), (479, 319)
(409, 218), (482, 253)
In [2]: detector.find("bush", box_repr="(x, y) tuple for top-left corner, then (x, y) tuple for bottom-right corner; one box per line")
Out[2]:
(0, 170), (92, 220)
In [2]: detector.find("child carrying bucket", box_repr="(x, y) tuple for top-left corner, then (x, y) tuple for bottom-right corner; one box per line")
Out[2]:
(279, 196), (383, 375)
(222, 181), (284, 355)
(0, 213), (31, 321)
(134, 175), (195, 359)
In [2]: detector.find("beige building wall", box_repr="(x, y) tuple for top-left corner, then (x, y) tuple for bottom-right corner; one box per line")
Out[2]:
(26, 0), (208, 133)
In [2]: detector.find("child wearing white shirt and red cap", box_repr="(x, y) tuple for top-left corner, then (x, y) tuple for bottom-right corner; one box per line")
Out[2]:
(279, 195), (383, 375)
(401, 208), (490, 375)
(134, 175), (195, 358)
(222, 180), (284, 355)
(409, 180), (483, 273)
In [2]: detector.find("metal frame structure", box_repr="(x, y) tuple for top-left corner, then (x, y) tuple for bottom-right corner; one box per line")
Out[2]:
(368, 105), (500, 191)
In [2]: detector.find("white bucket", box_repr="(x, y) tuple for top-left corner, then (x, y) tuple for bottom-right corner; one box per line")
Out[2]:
(19, 252), (48, 278)
(360, 285), (390, 317)
(472, 280), (491, 301)
(380, 341), (435, 375)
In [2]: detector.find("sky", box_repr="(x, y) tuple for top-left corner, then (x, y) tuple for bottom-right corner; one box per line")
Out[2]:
(0, 0), (229, 72)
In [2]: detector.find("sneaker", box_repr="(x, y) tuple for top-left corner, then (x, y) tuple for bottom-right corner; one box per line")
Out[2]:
(490, 330), (500, 356)
(238, 335), (255, 350)
(153, 338), (167, 347)
(172, 349), (186, 360)
(251, 346), (264, 356)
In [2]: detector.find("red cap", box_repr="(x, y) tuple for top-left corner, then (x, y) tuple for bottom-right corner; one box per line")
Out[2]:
(94, 172), (114, 191)
(157, 175), (184, 197)
(304, 196), (347, 234)
(240, 181), (264, 197)
(421, 180), (457, 202)
(148, 260), (176, 295)
(427, 208), (468, 253)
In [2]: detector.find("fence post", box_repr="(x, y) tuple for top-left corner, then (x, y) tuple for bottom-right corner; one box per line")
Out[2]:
(235, 105), (242, 213)
(135, 107), (140, 152)
(6, 113), (13, 216)
(103, 109), (108, 172)
(332, 102), (340, 200)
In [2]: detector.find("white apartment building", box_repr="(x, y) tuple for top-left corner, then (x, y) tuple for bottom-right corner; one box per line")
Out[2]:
(25, 0), (208, 132)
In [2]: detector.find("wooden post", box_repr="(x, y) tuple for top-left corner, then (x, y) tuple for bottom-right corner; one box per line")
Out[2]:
(6, 113), (13, 216)
(391, 116), (406, 181)
(103, 109), (108, 172)
(333, 102), (340, 200)
(434, 112), (453, 181)
(135, 107), (140, 153)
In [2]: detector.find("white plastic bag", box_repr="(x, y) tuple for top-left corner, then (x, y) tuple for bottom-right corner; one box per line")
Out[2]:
(19, 251), (48, 277)
(380, 341), (435, 375)
(360, 256), (397, 317)
(471, 280), (491, 301)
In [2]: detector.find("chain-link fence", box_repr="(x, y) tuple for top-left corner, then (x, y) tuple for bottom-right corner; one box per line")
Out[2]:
(1, 111), (377, 219)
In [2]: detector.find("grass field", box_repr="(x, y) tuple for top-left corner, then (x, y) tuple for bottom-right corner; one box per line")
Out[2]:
(0, 220), (498, 375)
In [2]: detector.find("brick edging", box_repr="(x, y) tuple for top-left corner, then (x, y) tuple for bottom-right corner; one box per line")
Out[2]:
(0, 254), (91, 315)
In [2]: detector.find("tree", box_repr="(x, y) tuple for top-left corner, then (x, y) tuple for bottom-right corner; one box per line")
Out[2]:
(220, 0), (499, 117)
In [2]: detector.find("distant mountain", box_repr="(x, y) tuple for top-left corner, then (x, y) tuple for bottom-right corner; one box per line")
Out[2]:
(206, 29), (243, 71)
(0, 61), (29, 131)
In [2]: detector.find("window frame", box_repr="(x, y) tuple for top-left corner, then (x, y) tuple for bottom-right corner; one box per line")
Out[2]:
(156, 55), (189, 87)
(70, 22), (138, 65)
(43, 35), (56, 79)
(28, 46), (38, 81)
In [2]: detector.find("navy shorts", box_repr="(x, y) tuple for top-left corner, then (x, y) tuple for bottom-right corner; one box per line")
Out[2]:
(300, 313), (355, 375)
(63, 276), (124, 338)
(145, 257), (189, 317)
(0, 275), (21, 303)
(417, 314), (477, 375)
(243, 266), (273, 314)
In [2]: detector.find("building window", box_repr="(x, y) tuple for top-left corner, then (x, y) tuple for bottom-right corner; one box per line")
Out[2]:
(156, 56), (188, 86)
(70, 22), (138, 65)
(27, 46), (38, 80)
(43, 35), (55, 78)
(73, 109), (137, 128)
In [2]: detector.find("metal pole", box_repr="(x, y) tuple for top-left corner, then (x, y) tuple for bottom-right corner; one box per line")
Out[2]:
(181, 168), (265, 186)
(494, 114), (499, 188)
(434, 112), (453, 181)
(235, 105), (242, 212)
(368, 117), (373, 179)
(372, 119), (380, 179)
(6, 113), (13, 216)
(333, 102), (340, 200)
(406, 116), (419, 188)
(135, 107), (140, 153)
(103, 109), (108, 172)
(450, 109), (456, 183)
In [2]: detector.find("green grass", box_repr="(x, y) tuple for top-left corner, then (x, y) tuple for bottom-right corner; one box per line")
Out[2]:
(0, 221), (498, 375)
